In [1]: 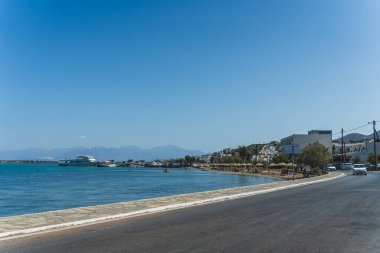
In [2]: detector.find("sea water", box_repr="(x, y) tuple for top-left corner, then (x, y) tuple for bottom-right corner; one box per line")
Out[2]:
(0, 164), (280, 217)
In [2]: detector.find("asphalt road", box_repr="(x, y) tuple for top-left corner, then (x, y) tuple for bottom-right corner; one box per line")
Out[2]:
(2, 172), (380, 253)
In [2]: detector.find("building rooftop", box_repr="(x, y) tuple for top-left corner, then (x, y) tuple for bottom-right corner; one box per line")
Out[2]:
(308, 130), (332, 135)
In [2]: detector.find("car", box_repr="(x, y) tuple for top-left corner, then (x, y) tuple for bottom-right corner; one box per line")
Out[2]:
(353, 164), (367, 175)
(341, 163), (354, 170)
(326, 164), (336, 171)
(365, 163), (375, 171)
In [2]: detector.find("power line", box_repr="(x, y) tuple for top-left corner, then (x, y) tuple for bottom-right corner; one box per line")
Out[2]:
(343, 123), (372, 133)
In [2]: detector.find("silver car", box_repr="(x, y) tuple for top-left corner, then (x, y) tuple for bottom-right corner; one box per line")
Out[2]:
(353, 164), (367, 175)
(326, 164), (336, 171)
(342, 163), (354, 170)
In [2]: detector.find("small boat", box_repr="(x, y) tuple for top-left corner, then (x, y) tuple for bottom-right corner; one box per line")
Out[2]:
(97, 161), (118, 167)
(163, 168), (169, 173)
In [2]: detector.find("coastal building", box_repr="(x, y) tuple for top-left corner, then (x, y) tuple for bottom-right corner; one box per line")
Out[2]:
(281, 130), (333, 155)
(198, 154), (212, 163)
(252, 144), (279, 162)
(335, 139), (380, 162)
(333, 142), (366, 154)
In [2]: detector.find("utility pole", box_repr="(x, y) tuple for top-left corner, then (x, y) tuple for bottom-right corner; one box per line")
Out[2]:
(373, 120), (377, 169)
(343, 141), (346, 163)
(341, 128), (344, 164)
(292, 144), (295, 181)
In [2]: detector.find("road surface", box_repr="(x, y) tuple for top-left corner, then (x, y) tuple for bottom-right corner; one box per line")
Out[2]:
(1, 172), (380, 253)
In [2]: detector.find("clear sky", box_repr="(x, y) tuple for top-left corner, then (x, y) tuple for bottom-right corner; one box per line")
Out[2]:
(1, 0), (380, 152)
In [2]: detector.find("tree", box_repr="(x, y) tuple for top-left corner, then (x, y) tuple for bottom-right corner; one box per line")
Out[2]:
(352, 156), (361, 164)
(236, 146), (253, 162)
(272, 152), (290, 163)
(184, 156), (197, 166)
(367, 153), (380, 164)
(298, 142), (331, 174)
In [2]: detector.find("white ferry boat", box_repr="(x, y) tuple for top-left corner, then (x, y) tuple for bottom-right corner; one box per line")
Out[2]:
(58, 155), (97, 167)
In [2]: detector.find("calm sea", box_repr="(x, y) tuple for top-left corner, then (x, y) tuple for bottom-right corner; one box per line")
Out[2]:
(0, 164), (280, 217)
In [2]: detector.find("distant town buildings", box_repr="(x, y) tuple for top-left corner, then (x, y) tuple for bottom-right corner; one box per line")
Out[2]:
(252, 143), (280, 162)
(333, 139), (380, 162)
(198, 154), (212, 163)
(206, 142), (280, 164)
(281, 130), (333, 155)
(333, 142), (366, 154)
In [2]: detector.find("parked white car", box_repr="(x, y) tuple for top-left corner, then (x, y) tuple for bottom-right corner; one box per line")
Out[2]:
(353, 164), (367, 175)
(326, 164), (336, 171)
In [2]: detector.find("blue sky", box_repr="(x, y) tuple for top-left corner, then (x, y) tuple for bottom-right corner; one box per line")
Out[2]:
(1, 0), (380, 152)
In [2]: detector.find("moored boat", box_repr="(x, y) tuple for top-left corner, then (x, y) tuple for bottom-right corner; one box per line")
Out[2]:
(58, 155), (97, 167)
(97, 161), (117, 167)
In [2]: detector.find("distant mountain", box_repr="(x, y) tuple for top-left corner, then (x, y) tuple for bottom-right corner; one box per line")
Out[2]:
(334, 133), (366, 143)
(0, 145), (204, 161)
(365, 131), (380, 140)
(333, 131), (380, 143)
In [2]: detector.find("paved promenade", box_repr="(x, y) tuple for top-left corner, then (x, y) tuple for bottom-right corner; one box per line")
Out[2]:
(0, 172), (343, 240)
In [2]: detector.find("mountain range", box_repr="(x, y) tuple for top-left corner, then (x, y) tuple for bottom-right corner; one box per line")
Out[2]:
(334, 131), (380, 143)
(0, 146), (204, 161)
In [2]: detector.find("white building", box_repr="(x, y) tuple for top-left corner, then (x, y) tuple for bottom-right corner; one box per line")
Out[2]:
(343, 140), (380, 162)
(253, 144), (279, 162)
(198, 155), (212, 163)
(333, 142), (366, 154)
(281, 130), (333, 155)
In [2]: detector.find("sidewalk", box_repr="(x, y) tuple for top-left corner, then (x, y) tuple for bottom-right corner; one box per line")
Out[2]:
(0, 172), (344, 240)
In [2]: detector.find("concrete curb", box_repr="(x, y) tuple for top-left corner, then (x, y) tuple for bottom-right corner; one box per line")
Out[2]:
(0, 172), (345, 240)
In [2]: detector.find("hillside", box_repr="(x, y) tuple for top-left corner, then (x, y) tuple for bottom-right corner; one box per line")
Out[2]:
(334, 131), (380, 143)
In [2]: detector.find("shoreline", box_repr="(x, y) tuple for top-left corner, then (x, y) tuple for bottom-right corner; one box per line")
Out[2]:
(0, 172), (344, 240)
(0, 166), (279, 218)
(201, 168), (306, 180)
